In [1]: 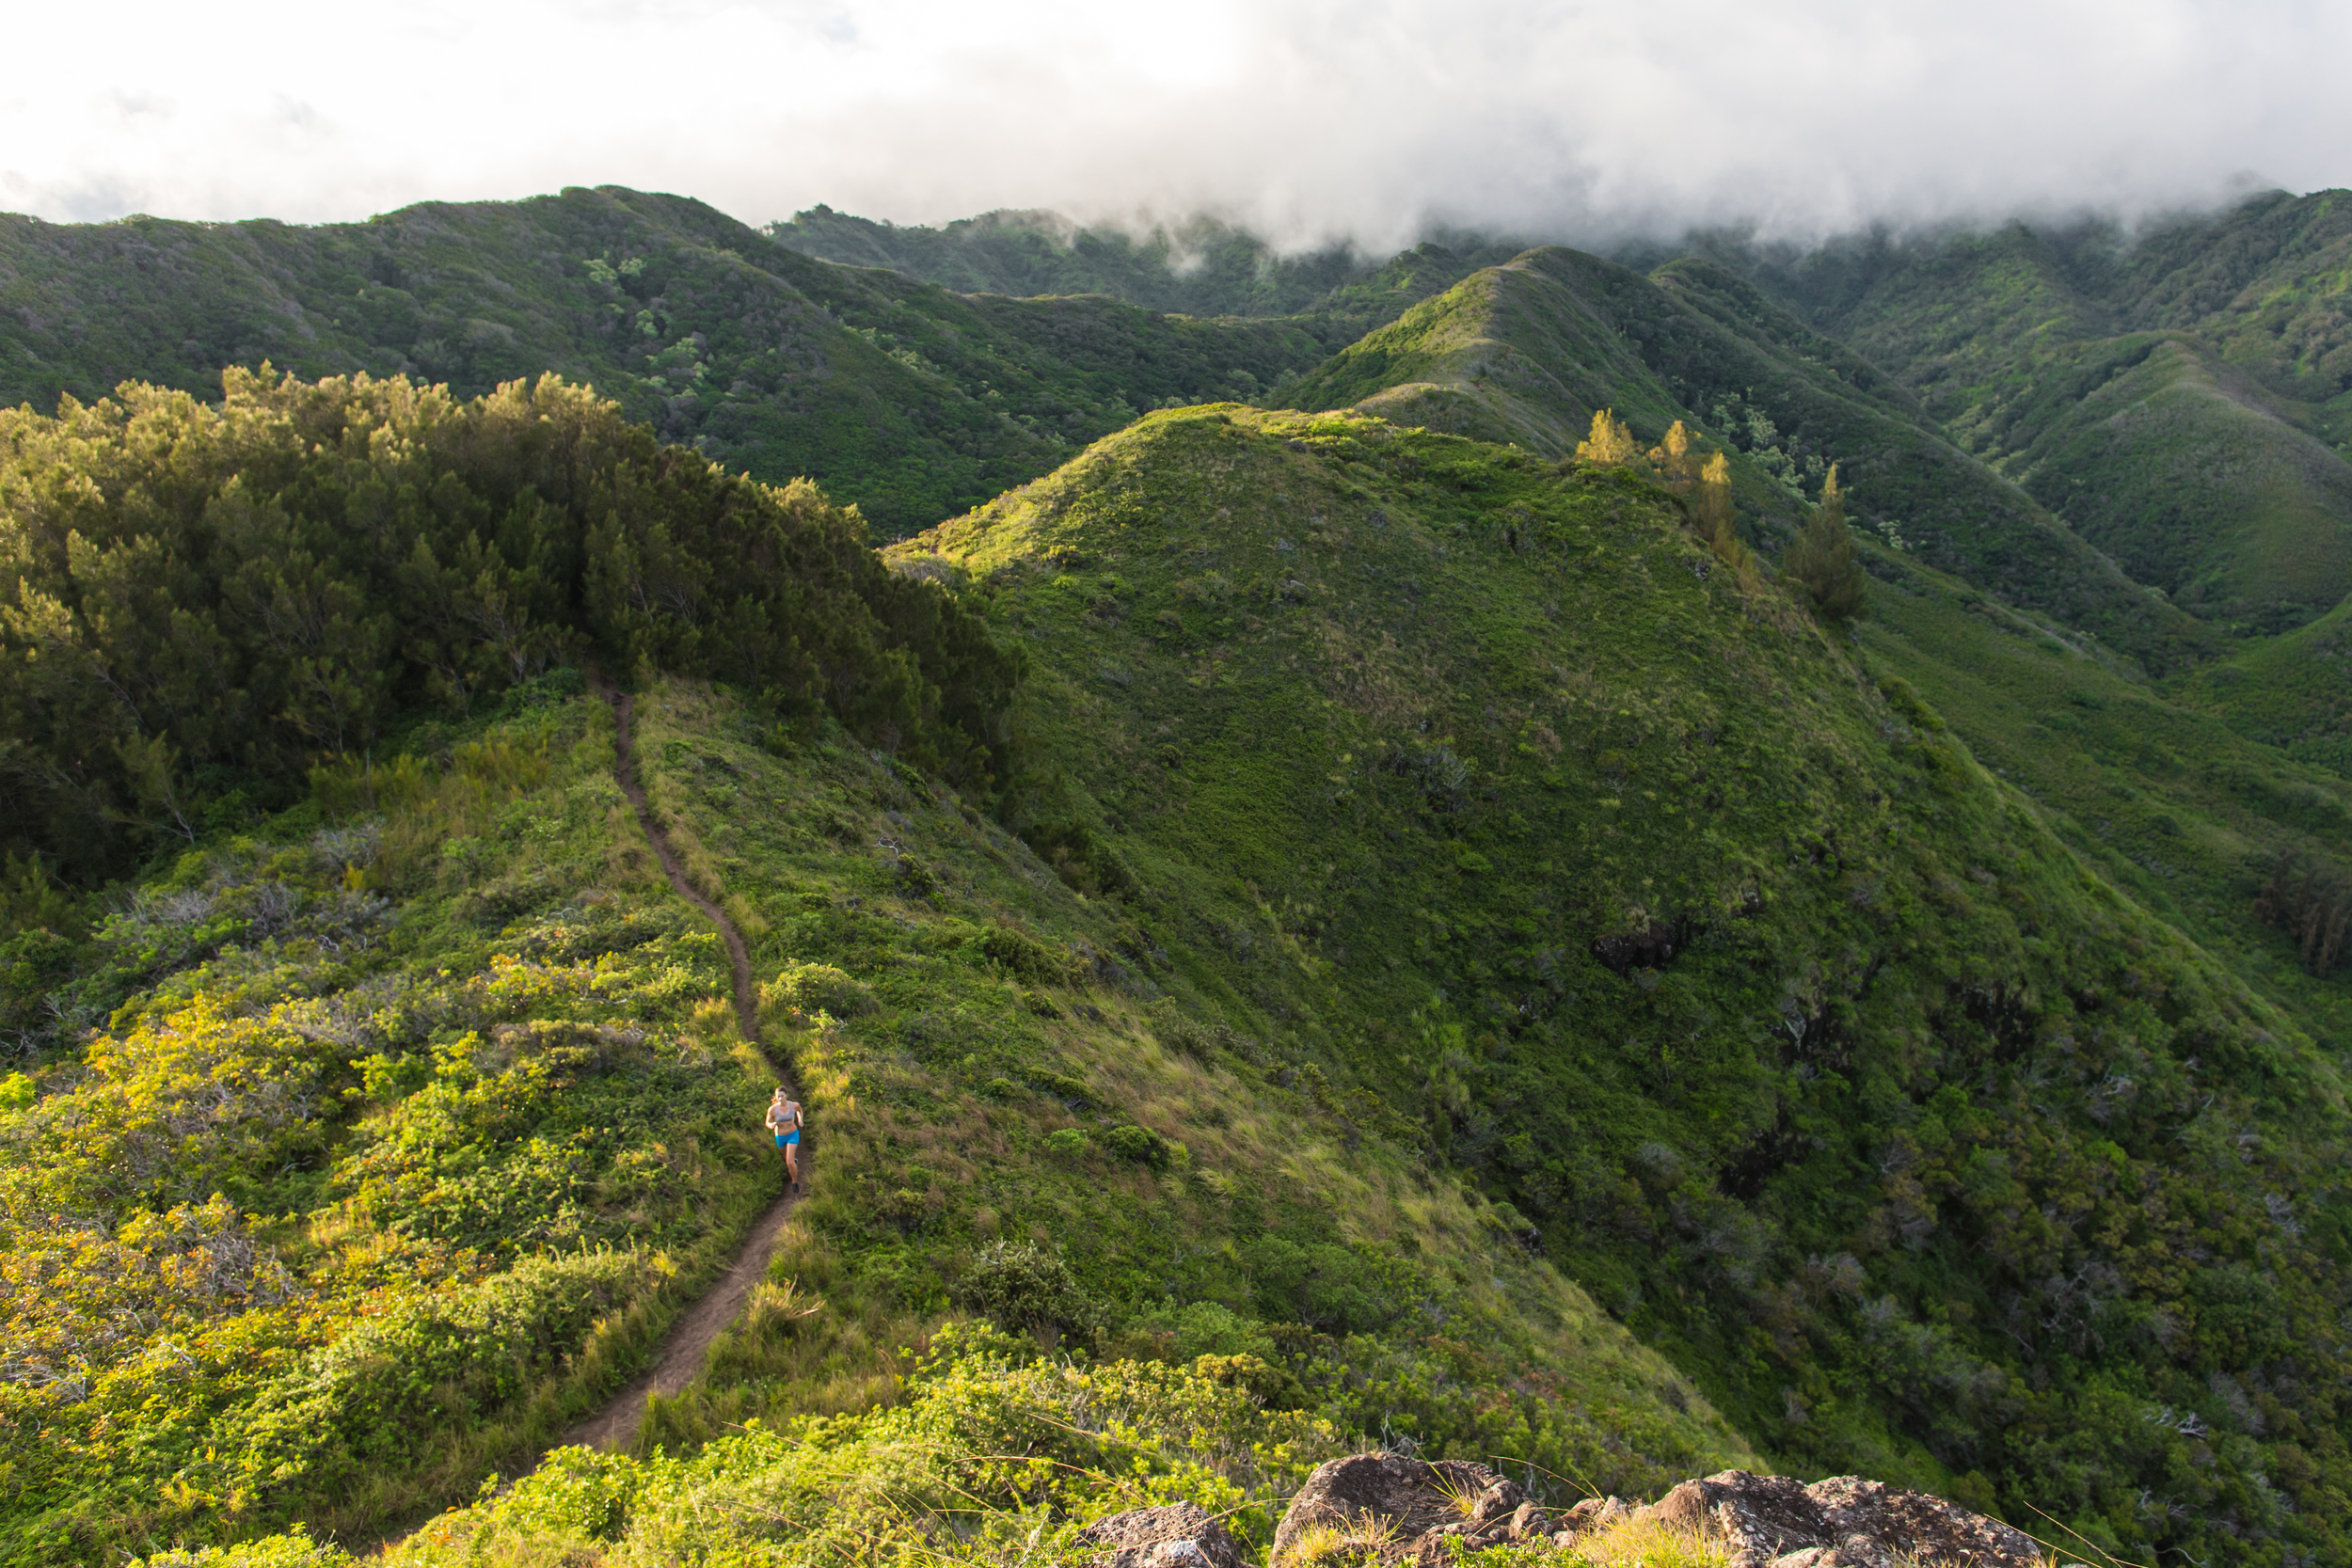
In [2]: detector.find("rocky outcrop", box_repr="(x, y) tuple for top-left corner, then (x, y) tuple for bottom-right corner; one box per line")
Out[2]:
(1269, 1454), (1549, 1568)
(1265, 1458), (2040, 1568)
(1633, 1470), (2042, 1568)
(1077, 1502), (1248, 1568)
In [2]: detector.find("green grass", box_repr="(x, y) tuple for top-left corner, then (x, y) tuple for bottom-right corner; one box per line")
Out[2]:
(0, 684), (788, 1559)
(1855, 538), (2352, 1040)
(8, 339), (2352, 1566)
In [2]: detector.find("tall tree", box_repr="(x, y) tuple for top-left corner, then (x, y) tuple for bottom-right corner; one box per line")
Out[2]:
(1781, 464), (1868, 625)
(1574, 408), (1643, 467)
(1649, 420), (1700, 492)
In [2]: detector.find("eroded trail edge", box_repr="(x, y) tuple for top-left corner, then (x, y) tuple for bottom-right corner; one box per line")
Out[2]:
(555, 680), (802, 1454)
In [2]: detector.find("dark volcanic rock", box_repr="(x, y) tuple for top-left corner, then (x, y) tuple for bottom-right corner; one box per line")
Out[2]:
(1635, 1470), (2041, 1568)
(1076, 1502), (1248, 1568)
(1269, 1454), (1546, 1568)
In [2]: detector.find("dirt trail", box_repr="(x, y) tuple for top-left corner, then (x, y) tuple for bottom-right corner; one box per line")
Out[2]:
(374, 683), (801, 1552)
(544, 678), (803, 1456)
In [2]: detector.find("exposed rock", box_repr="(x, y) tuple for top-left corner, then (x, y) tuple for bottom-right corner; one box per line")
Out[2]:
(1552, 1495), (1632, 1544)
(1077, 1502), (1248, 1568)
(1270, 1454), (1545, 1568)
(1271, 1456), (2034, 1568)
(1634, 1470), (2041, 1568)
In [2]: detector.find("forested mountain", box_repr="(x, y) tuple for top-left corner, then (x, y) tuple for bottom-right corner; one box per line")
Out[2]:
(1255, 208), (2352, 1053)
(0, 188), (1342, 534)
(6, 186), (2352, 1568)
(1278, 245), (2200, 670)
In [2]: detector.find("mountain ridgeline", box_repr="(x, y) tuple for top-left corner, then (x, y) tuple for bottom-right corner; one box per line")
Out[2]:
(3, 186), (2352, 1568)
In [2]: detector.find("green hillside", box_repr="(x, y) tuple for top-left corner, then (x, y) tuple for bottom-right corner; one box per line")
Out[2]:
(2169, 594), (2352, 770)
(1855, 537), (2352, 1039)
(888, 406), (2352, 1567)
(1281, 245), (2204, 673)
(1268, 231), (2352, 1053)
(0, 188), (1338, 536)
(1723, 193), (2352, 634)
(0, 376), (1757, 1562)
(11, 180), (2352, 1568)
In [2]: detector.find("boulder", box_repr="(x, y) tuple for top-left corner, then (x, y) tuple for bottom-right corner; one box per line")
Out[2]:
(1076, 1502), (1248, 1568)
(1269, 1454), (1547, 1568)
(1633, 1470), (2041, 1568)
(1551, 1495), (1632, 1544)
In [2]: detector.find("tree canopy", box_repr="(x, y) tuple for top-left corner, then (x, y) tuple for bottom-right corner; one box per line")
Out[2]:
(0, 370), (1021, 879)
(1781, 464), (1869, 624)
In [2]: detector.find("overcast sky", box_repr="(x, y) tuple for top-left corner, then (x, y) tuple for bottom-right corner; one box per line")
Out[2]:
(5, 0), (2345, 250)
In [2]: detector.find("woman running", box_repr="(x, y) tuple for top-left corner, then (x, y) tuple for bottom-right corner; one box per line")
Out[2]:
(765, 1086), (804, 1194)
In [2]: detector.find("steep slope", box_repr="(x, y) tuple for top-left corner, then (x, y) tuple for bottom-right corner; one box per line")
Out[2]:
(0, 187), (1335, 534)
(1284, 246), (2204, 671)
(2169, 593), (2352, 771)
(12, 375), (2352, 1568)
(1727, 194), (2352, 632)
(892, 406), (2352, 1566)
(1853, 538), (2352, 1039)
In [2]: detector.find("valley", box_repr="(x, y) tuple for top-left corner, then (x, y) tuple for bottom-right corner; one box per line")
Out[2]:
(3, 187), (2352, 1568)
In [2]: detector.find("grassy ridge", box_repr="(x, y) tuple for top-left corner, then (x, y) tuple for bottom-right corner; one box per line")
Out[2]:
(614, 679), (1753, 1486)
(1280, 246), (2203, 673)
(3, 664), (1752, 1564)
(891, 406), (2352, 1565)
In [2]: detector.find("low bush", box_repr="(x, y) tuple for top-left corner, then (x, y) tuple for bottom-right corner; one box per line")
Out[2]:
(1103, 1123), (1173, 1168)
(763, 961), (879, 1019)
(957, 1241), (1104, 1347)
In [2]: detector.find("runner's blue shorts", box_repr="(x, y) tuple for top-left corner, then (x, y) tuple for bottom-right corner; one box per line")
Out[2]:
(776, 1131), (799, 1146)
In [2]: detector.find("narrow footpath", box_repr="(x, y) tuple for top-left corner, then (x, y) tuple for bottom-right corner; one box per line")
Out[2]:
(379, 682), (803, 1552)
(551, 677), (804, 1454)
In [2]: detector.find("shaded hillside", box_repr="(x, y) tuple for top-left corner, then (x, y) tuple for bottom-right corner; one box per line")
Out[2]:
(0, 188), (1337, 535)
(768, 204), (1523, 331)
(1723, 192), (2352, 633)
(2169, 593), (2352, 773)
(894, 406), (2352, 1566)
(1853, 537), (2352, 1042)
(1280, 245), (2205, 672)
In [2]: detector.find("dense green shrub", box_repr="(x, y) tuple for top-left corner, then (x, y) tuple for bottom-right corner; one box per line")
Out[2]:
(1102, 1123), (1173, 1168)
(977, 923), (1070, 984)
(957, 1241), (1104, 1346)
(762, 961), (878, 1019)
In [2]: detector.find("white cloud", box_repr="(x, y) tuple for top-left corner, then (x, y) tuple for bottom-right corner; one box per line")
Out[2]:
(2, 0), (2344, 247)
